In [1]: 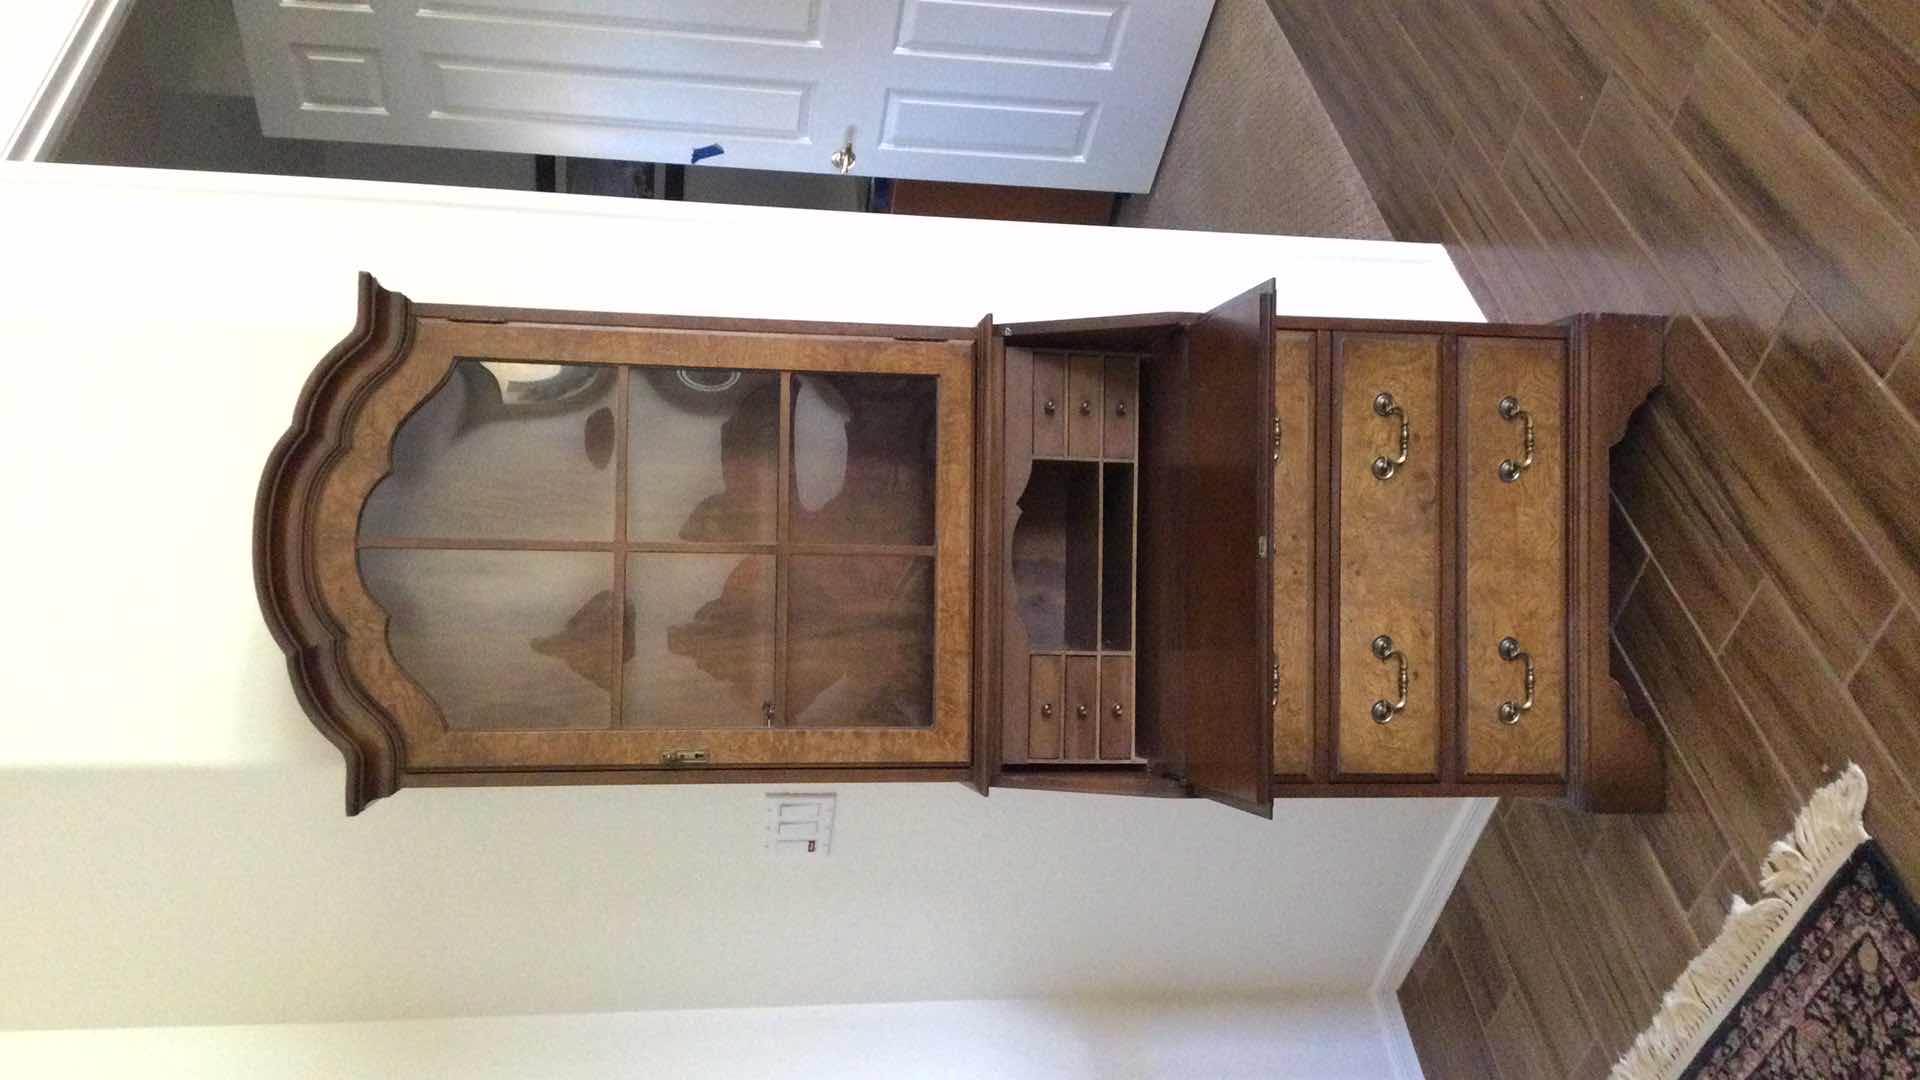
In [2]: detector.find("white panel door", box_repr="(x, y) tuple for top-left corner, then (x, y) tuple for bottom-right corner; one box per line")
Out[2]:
(231, 0), (1214, 192)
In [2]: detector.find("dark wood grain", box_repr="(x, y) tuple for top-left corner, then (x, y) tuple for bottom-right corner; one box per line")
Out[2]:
(1401, 938), (1503, 1080)
(1849, 606), (1920, 774)
(1696, 0), (1833, 95)
(1788, 1), (1920, 241)
(1583, 822), (1698, 999)
(1675, 38), (1920, 374)
(1388, 0), (1529, 161)
(1553, 0), (1711, 116)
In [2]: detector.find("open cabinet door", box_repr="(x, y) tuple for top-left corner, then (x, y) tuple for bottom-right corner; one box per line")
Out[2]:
(1140, 282), (1276, 816)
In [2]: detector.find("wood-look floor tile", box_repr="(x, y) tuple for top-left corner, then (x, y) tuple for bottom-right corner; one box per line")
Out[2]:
(1501, 805), (1656, 1051)
(1388, 0), (1529, 164)
(1551, 0), (1712, 115)
(1849, 605), (1920, 774)
(1754, 295), (1920, 607)
(1609, 496), (1648, 624)
(1287, 0), (1453, 184)
(1584, 824), (1700, 997)
(1634, 742), (1739, 912)
(1610, 399), (1761, 647)
(1441, 875), (1515, 1025)
(1484, 0), (1609, 147)
(1853, 0), (1920, 60)
(1433, 133), (1571, 322)
(1463, 823), (1599, 1073)
(1698, 0), (1835, 95)
(1790, 2), (1920, 242)
(1889, 332), (1920, 422)
(1615, 570), (1803, 864)
(1571, 1040), (1617, 1080)
(1683, 854), (1753, 953)
(1579, 77), (1794, 375)
(1676, 39), (1920, 373)
(1484, 991), (1558, 1080)
(1501, 105), (1672, 317)
(1720, 580), (1920, 882)
(1659, 315), (1895, 670)
(1401, 938), (1503, 1080)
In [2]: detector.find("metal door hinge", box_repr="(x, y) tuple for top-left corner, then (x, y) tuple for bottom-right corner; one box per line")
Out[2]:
(1270, 657), (1280, 708)
(1272, 416), (1282, 462)
(1257, 535), (1269, 558)
(661, 748), (710, 766)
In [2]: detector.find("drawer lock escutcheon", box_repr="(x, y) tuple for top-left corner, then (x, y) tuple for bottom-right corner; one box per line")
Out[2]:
(1369, 634), (1408, 724)
(1497, 396), (1535, 483)
(1371, 392), (1409, 481)
(1497, 637), (1535, 725)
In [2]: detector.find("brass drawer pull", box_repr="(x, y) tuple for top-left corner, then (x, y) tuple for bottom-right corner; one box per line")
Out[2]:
(1497, 396), (1535, 483)
(1077, 704), (1089, 719)
(1111, 702), (1123, 718)
(1369, 634), (1408, 724)
(1040, 702), (1054, 718)
(1079, 399), (1093, 416)
(1371, 392), (1409, 480)
(1116, 400), (1128, 417)
(1497, 637), (1535, 724)
(1043, 399), (1057, 416)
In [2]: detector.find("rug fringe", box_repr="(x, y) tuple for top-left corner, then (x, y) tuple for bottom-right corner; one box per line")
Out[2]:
(1608, 763), (1869, 1080)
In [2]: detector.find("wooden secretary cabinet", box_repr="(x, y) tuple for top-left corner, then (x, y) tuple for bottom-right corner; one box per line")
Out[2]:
(257, 276), (1662, 815)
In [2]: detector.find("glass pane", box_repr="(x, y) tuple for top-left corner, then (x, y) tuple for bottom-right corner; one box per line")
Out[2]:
(361, 361), (617, 542)
(786, 555), (934, 728)
(360, 549), (614, 730)
(628, 368), (779, 543)
(625, 553), (774, 729)
(790, 373), (937, 547)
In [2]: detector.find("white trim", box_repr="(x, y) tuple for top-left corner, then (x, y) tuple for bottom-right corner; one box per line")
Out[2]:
(1373, 990), (1425, 1080)
(1370, 797), (1498, 997)
(1366, 797), (1496, 1080)
(4, 0), (136, 162)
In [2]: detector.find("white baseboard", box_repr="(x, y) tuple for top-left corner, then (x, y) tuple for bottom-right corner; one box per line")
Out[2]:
(1369, 796), (1499, 1078)
(5, 0), (136, 161)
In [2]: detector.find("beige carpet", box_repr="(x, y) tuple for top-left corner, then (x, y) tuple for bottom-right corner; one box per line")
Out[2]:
(1117, 0), (1390, 240)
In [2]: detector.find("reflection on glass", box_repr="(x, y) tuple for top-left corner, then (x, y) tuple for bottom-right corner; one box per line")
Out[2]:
(360, 549), (616, 730)
(625, 553), (775, 728)
(790, 373), (937, 546)
(361, 361), (618, 542)
(628, 368), (779, 543)
(787, 555), (934, 727)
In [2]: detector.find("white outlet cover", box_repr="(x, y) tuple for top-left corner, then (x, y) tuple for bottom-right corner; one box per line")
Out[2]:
(762, 793), (836, 857)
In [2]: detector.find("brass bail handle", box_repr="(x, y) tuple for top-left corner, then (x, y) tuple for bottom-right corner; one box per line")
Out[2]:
(1497, 637), (1535, 724)
(1498, 396), (1535, 482)
(1371, 392), (1409, 480)
(1370, 634), (1408, 724)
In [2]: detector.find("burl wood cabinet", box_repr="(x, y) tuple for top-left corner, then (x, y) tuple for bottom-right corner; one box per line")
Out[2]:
(257, 276), (1662, 815)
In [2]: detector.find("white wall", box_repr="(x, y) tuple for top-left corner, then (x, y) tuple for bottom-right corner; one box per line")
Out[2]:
(0, 166), (1479, 1074)
(0, 996), (1398, 1080)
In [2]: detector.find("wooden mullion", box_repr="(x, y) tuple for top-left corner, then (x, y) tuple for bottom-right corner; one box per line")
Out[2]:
(773, 372), (793, 729)
(356, 536), (619, 552)
(610, 365), (632, 729)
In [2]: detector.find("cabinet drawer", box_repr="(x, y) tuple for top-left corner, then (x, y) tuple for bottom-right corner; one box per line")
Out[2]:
(1099, 656), (1134, 760)
(1028, 655), (1063, 760)
(1067, 355), (1105, 457)
(1462, 338), (1566, 778)
(1334, 333), (1442, 777)
(1064, 655), (1100, 759)
(1102, 358), (1138, 459)
(1032, 352), (1067, 457)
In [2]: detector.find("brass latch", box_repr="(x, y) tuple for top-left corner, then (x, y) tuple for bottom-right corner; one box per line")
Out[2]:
(660, 748), (710, 766)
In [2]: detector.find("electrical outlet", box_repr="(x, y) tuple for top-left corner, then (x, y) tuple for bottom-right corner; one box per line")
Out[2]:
(762, 793), (835, 857)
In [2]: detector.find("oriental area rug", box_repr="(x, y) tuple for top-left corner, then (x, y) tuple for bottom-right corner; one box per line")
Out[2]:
(1612, 765), (1920, 1078)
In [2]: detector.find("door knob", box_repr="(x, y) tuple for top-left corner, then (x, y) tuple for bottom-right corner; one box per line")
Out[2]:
(830, 143), (856, 174)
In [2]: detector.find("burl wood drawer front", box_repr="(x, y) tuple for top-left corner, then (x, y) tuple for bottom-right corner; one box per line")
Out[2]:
(1335, 333), (1442, 777)
(1067, 355), (1105, 458)
(1029, 655), (1063, 759)
(1462, 337), (1566, 778)
(1271, 330), (1316, 777)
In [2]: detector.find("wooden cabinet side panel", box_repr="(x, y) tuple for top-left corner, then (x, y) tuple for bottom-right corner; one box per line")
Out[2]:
(1001, 347), (1037, 764)
(1334, 333), (1443, 778)
(1271, 330), (1317, 778)
(1462, 337), (1568, 778)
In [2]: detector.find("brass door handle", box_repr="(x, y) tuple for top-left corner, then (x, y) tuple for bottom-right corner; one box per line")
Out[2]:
(1497, 396), (1535, 482)
(1371, 392), (1409, 480)
(1497, 637), (1535, 724)
(1369, 634), (1408, 724)
(830, 142), (856, 174)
